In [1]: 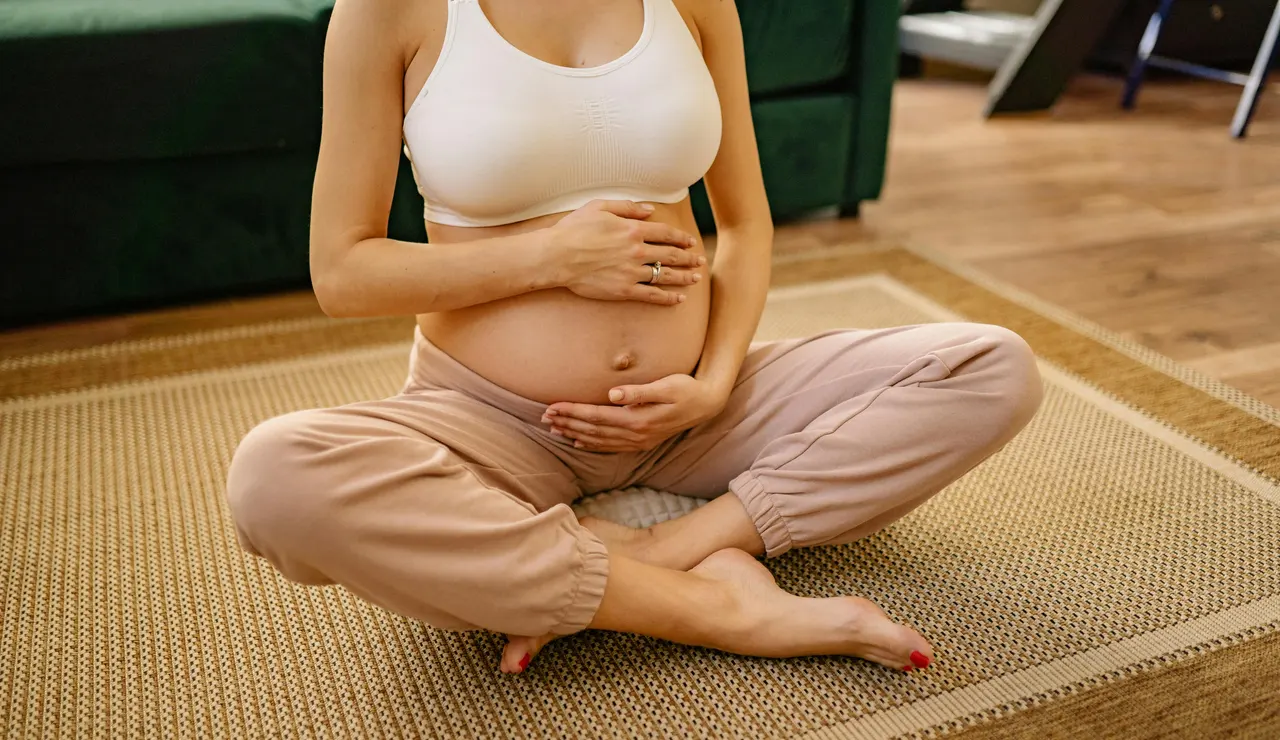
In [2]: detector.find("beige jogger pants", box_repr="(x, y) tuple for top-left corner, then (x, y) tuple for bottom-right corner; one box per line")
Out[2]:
(226, 323), (1042, 637)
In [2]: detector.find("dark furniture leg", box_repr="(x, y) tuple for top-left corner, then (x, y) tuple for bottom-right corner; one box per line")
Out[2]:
(1231, 0), (1280, 138)
(1120, 0), (1176, 110)
(899, 53), (923, 79)
(1121, 0), (1278, 138)
(984, 0), (1129, 115)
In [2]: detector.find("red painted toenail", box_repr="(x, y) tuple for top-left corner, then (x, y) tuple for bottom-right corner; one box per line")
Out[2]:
(518, 653), (531, 671)
(910, 651), (930, 669)
(902, 666), (913, 672)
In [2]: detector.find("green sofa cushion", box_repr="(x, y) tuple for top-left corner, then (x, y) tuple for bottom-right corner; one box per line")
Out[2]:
(690, 93), (856, 229)
(0, 0), (322, 166)
(739, 0), (856, 96)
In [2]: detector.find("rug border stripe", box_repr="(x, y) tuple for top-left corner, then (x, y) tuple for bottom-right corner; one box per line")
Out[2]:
(775, 275), (1280, 491)
(771, 278), (1280, 737)
(778, 243), (1279, 426)
(0, 343), (413, 413)
(1040, 360), (1280, 504)
(773, 249), (1280, 480)
(2, 247), (1275, 482)
(899, 241), (1280, 426)
(798, 601), (1280, 740)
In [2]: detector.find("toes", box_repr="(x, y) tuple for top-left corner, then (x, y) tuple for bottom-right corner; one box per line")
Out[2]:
(891, 639), (934, 673)
(890, 632), (934, 672)
(500, 635), (536, 674)
(837, 598), (935, 671)
(500, 633), (557, 674)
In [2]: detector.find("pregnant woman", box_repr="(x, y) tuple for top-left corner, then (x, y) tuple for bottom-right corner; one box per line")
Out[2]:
(226, 0), (1043, 674)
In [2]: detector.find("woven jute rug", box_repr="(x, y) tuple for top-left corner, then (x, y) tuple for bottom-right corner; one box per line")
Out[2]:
(2, 246), (1278, 739)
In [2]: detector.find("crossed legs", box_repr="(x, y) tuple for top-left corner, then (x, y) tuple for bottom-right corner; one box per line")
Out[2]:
(226, 324), (1042, 674)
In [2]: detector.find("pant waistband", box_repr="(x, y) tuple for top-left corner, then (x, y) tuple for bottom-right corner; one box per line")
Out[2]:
(406, 327), (549, 427)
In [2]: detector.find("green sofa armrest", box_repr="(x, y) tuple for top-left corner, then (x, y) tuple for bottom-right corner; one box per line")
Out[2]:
(845, 0), (900, 207)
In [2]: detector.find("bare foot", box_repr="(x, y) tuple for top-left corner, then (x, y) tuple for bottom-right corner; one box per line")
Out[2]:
(500, 517), (658, 675)
(500, 632), (558, 674)
(504, 548), (934, 674)
(693, 549), (934, 671)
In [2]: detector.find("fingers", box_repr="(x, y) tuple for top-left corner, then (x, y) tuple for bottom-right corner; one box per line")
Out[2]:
(649, 264), (701, 287)
(546, 421), (642, 451)
(588, 199), (656, 219)
(549, 416), (644, 443)
(544, 403), (633, 428)
(634, 221), (698, 249)
(632, 264), (699, 287)
(542, 402), (663, 451)
(644, 246), (705, 269)
(627, 285), (685, 305)
(607, 383), (672, 405)
(548, 424), (645, 451)
(563, 435), (639, 452)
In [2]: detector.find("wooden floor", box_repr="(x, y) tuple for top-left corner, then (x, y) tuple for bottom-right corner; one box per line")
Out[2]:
(3, 74), (1279, 406)
(775, 73), (1280, 407)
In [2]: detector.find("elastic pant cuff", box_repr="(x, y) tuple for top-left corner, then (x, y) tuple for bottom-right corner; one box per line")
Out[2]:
(730, 473), (795, 558)
(550, 528), (611, 635)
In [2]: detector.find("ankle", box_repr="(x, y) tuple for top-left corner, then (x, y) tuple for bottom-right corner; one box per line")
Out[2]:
(645, 517), (725, 571)
(685, 575), (749, 650)
(648, 498), (766, 568)
(618, 524), (661, 566)
(635, 521), (692, 570)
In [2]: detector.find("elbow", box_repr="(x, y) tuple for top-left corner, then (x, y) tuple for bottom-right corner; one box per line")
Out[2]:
(310, 246), (359, 319)
(311, 274), (356, 319)
(715, 218), (774, 255)
(718, 216), (773, 242)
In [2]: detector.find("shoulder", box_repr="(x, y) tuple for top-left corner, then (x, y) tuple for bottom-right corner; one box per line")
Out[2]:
(670, 0), (741, 53)
(328, 0), (446, 60)
(671, 0), (740, 26)
(330, 0), (417, 25)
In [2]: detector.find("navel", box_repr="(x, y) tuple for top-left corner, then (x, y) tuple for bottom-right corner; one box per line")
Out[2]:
(611, 352), (636, 371)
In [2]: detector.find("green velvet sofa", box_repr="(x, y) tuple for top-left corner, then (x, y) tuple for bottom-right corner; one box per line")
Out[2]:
(0, 0), (898, 326)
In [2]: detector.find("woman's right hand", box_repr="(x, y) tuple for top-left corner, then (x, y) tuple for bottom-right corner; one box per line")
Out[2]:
(543, 200), (705, 305)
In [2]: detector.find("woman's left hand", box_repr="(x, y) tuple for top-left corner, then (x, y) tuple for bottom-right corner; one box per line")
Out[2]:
(542, 374), (727, 452)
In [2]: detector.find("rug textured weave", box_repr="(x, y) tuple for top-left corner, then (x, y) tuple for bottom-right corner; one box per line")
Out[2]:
(3, 247), (1278, 739)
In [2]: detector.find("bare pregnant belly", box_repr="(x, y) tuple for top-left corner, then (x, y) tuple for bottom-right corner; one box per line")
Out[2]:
(417, 200), (711, 405)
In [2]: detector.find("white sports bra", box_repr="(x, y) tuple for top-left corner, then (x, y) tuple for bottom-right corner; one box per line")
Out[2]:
(402, 0), (723, 228)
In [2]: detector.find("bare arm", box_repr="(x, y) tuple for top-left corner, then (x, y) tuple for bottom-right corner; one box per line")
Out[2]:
(309, 0), (699, 318)
(689, 0), (774, 397)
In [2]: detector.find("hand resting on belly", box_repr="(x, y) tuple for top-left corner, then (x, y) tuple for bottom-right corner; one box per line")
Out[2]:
(419, 198), (720, 450)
